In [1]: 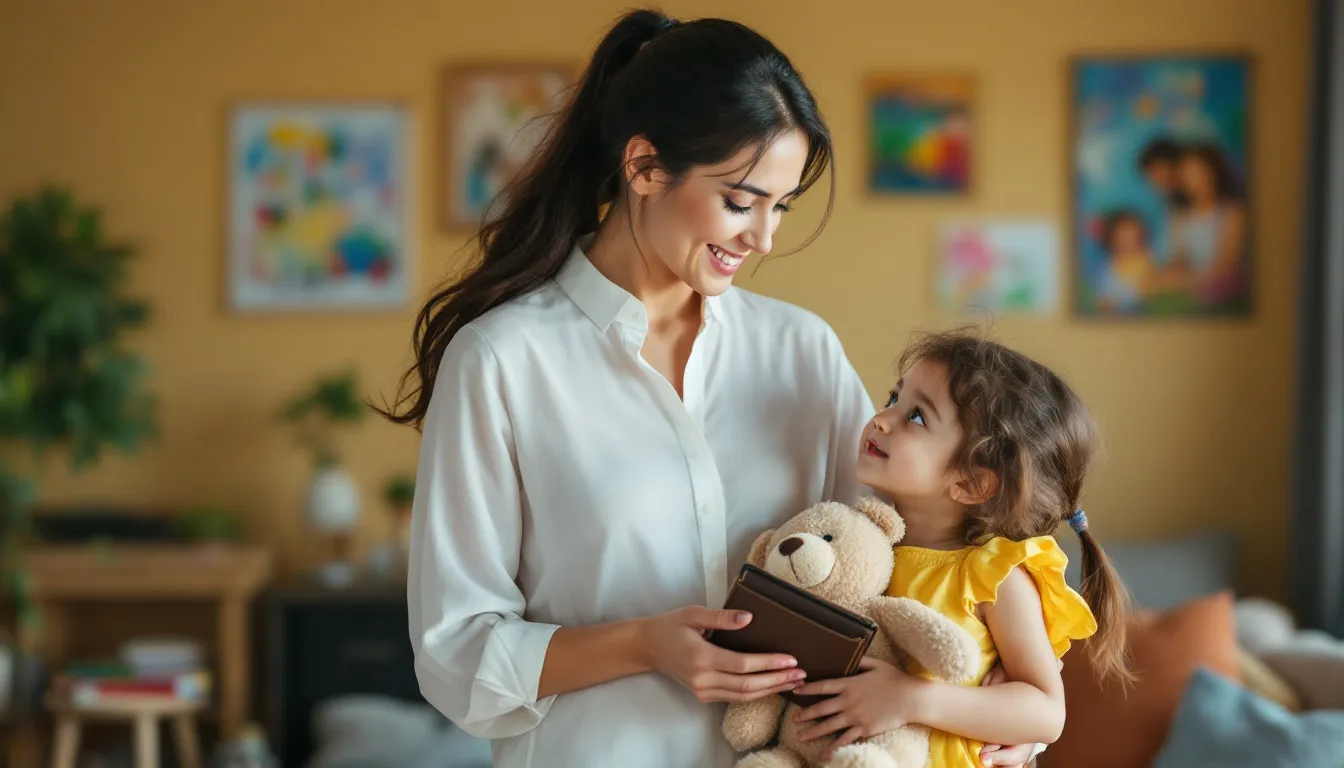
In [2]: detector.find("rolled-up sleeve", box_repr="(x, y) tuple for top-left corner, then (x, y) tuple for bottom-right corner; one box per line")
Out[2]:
(407, 324), (561, 739)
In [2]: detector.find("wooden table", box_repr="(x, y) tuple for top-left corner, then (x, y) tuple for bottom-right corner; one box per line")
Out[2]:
(20, 544), (273, 743)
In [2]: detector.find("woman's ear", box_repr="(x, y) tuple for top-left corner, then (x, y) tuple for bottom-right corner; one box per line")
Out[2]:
(748, 528), (775, 568)
(622, 135), (667, 196)
(950, 467), (998, 506)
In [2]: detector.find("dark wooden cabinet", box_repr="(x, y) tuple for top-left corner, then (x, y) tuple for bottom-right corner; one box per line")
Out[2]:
(260, 576), (423, 767)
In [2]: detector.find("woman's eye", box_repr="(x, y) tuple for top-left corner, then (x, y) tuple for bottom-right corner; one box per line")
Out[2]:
(722, 197), (751, 214)
(774, 202), (793, 214)
(885, 389), (899, 408)
(908, 407), (925, 427)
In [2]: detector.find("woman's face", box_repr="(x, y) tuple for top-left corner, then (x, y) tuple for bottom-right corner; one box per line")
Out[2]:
(1179, 155), (1216, 203)
(630, 129), (809, 296)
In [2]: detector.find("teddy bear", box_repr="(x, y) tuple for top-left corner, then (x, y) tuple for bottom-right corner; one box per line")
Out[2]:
(722, 496), (980, 768)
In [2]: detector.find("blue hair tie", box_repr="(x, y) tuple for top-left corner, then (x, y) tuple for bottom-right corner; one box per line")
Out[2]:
(1066, 508), (1089, 535)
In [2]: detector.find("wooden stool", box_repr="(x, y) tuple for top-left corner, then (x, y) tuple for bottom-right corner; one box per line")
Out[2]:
(44, 693), (204, 768)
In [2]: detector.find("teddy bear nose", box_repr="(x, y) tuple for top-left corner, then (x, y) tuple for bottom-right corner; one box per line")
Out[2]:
(778, 537), (804, 556)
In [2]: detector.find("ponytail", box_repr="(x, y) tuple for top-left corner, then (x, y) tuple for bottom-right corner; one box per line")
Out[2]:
(377, 9), (834, 430)
(375, 10), (676, 429)
(1075, 523), (1135, 687)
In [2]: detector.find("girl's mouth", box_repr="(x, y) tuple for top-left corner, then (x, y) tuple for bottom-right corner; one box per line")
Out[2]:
(865, 439), (888, 459)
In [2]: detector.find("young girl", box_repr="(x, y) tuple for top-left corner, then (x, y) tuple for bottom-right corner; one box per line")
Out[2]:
(791, 328), (1131, 767)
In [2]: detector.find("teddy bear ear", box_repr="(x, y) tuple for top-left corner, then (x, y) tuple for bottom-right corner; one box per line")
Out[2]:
(855, 496), (905, 543)
(748, 528), (776, 568)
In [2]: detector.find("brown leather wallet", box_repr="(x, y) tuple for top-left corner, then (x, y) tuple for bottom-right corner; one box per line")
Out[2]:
(705, 563), (878, 706)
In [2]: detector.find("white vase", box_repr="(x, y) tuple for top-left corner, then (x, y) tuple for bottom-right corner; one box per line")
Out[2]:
(307, 465), (360, 533)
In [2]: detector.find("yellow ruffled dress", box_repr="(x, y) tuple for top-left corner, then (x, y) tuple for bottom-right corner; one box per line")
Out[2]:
(885, 536), (1098, 768)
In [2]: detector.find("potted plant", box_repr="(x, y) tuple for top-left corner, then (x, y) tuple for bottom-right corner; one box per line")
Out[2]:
(0, 187), (157, 729)
(278, 368), (365, 585)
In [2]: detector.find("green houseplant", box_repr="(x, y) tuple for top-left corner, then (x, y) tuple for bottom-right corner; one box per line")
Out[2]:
(0, 187), (157, 724)
(278, 369), (366, 585)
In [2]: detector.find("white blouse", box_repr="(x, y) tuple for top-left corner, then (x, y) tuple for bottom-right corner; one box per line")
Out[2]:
(407, 238), (875, 768)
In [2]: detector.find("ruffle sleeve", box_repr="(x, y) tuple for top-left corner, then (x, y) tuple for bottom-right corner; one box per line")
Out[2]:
(963, 536), (1098, 658)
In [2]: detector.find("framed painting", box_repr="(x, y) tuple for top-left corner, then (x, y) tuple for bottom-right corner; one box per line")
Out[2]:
(1070, 54), (1252, 318)
(938, 220), (1059, 316)
(440, 62), (576, 229)
(227, 102), (411, 312)
(865, 73), (973, 195)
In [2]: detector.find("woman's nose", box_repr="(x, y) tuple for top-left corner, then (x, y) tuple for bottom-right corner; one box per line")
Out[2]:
(742, 219), (772, 256)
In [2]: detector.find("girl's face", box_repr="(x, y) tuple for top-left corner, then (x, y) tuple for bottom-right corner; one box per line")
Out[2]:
(1112, 219), (1146, 253)
(628, 129), (808, 296)
(857, 360), (965, 505)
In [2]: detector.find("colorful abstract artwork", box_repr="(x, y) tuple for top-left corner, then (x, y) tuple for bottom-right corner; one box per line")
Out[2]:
(228, 103), (410, 311)
(866, 73), (973, 194)
(1071, 55), (1252, 318)
(441, 63), (575, 228)
(938, 220), (1059, 316)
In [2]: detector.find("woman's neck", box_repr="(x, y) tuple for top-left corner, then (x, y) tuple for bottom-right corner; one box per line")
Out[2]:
(586, 214), (701, 328)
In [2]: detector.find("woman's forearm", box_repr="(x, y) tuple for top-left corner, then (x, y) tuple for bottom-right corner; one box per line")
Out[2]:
(916, 679), (1065, 747)
(536, 619), (650, 699)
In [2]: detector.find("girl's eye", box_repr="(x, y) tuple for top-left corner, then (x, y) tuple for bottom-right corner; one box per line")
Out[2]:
(774, 202), (793, 214)
(885, 389), (899, 408)
(722, 197), (751, 214)
(908, 406), (925, 427)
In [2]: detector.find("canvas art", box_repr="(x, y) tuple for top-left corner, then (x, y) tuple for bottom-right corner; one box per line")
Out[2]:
(1071, 55), (1252, 318)
(228, 103), (410, 311)
(866, 73), (973, 194)
(938, 220), (1059, 316)
(441, 63), (574, 228)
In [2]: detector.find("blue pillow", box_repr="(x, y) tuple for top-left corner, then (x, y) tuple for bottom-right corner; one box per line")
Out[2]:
(1151, 667), (1344, 768)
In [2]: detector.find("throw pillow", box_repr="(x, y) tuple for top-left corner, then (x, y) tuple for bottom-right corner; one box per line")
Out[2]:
(1038, 591), (1242, 768)
(1238, 646), (1302, 712)
(1151, 666), (1344, 767)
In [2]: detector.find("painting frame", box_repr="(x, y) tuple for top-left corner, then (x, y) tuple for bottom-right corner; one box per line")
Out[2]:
(864, 71), (975, 197)
(439, 61), (578, 231)
(225, 99), (414, 314)
(1067, 51), (1255, 320)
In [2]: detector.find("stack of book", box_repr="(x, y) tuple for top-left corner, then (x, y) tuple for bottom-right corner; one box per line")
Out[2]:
(53, 638), (212, 707)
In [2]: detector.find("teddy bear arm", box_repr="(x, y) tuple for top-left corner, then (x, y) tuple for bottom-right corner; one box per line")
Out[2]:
(723, 695), (787, 752)
(868, 596), (981, 684)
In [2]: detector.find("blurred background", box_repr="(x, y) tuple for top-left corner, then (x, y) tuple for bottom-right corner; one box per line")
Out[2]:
(2, 0), (1341, 767)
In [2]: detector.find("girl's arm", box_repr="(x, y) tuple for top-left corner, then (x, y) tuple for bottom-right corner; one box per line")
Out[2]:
(914, 566), (1066, 746)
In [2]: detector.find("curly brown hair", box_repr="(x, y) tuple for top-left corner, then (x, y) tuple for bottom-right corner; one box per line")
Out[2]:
(897, 327), (1133, 686)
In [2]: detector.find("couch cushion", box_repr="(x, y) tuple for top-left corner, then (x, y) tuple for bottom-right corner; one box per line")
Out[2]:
(1039, 591), (1242, 768)
(1151, 666), (1344, 767)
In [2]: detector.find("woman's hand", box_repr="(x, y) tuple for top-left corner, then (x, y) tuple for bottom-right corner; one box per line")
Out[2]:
(638, 606), (806, 703)
(790, 657), (925, 757)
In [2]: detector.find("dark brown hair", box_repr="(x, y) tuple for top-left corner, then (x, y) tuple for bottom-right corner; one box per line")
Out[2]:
(897, 327), (1133, 686)
(375, 8), (835, 429)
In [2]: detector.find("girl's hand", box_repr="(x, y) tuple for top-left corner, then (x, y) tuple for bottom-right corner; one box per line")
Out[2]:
(790, 657), (925, 756)
(976, 658), (1064, 766)
(639, 607), (807, 703)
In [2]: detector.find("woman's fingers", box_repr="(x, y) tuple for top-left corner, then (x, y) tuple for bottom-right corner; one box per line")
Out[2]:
(683, 606), (754, 632)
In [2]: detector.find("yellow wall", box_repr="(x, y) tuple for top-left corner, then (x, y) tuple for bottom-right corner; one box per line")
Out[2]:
(0, 0), (1309, 599)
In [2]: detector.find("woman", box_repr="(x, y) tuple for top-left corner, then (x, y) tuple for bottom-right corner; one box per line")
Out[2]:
(381, 10), (1039, 767)
(1167, 141), (1247, 306)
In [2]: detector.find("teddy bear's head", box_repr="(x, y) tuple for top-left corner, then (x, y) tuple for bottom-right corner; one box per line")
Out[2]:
(747, 497), (905, 605)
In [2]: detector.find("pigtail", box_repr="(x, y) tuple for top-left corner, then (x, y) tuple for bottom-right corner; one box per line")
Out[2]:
(1076, 527), (1135, 686)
